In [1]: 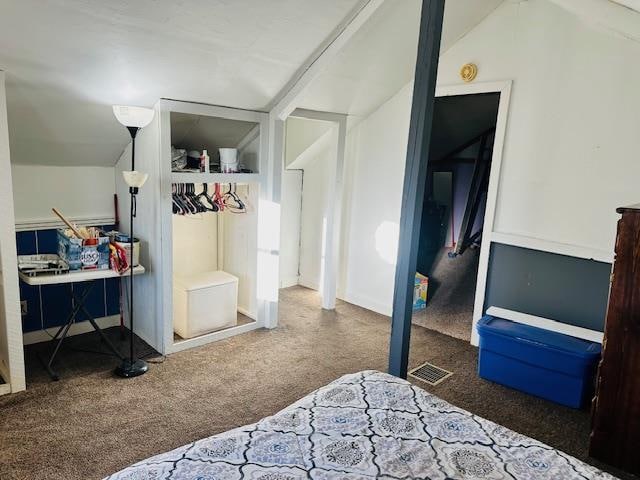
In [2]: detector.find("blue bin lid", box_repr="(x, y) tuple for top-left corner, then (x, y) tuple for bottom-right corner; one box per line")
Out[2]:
(477, 315), (601, 359)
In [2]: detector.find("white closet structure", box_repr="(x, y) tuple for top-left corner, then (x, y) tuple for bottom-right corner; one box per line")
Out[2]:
(116, 100), (278, 355)
(0, 71), (25, 394)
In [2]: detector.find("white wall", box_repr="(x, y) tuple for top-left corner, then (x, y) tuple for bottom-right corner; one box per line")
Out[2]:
(172, 214), (218, 278)
(298, 149), (331, 290)
(337, 82), (414, 314)
(222, 184), (259, 318)
(238, 132), (260, 173)
(279, 170), (303, 288)
(302, 0), (640, 316)
(437, 0), (640, 254)
(0, 71), (24, 392)
(11, 164), (116, 228)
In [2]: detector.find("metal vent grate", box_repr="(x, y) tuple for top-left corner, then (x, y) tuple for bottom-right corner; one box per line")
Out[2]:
(409, 362), (453, 386)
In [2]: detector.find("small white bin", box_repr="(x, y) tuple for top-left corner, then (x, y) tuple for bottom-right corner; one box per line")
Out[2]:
(173, 270), (238, 339)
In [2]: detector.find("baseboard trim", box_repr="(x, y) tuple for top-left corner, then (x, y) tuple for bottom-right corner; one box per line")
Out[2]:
(23, 315), (121, 345)
(298, 277), (320, 291)
(237, 306), (257, 321)
(279, 276), (300, 288)
(340, 291), (392, 317)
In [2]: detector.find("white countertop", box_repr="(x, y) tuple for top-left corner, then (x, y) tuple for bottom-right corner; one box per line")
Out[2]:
(19, 265), (146, 286)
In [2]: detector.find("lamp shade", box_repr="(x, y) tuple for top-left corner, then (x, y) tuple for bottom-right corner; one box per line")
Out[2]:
(113, 105), (155, 128)
(122, 170), (149, 188)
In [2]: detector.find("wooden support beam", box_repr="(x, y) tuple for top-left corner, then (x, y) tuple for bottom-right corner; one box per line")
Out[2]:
(388, 0), (445, 379)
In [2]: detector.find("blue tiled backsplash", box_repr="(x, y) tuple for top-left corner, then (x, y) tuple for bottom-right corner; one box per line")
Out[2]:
(16, 228), (121, 333)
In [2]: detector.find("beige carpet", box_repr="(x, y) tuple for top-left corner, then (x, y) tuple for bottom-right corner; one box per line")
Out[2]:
(0, 286), (632, 479)
(412, 246), (480, 342)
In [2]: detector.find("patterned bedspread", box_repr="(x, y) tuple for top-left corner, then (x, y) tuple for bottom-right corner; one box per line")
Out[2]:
(106, 371), (616, 479)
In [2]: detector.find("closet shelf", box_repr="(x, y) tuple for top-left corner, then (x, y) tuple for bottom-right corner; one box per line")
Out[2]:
(170, 172), (261, 184)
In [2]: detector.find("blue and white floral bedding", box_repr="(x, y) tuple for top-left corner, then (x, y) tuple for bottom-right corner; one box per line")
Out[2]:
(106, 370), (616, 479)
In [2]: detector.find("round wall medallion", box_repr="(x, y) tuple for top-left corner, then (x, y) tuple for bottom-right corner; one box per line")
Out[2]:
(460, 63), (478, 83)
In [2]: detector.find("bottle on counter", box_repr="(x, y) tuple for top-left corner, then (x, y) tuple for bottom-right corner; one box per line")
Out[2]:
(200, 149), (210, 173)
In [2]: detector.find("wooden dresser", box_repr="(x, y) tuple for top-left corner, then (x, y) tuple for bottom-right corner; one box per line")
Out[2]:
(590, 204), (640, 473)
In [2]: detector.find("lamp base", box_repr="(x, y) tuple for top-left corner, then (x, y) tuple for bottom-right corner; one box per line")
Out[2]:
(114, 358), (148, 378)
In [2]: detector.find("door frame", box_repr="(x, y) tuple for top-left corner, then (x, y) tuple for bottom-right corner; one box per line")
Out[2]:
(435, 81), (512, 346)
(286, 108), (347, 310)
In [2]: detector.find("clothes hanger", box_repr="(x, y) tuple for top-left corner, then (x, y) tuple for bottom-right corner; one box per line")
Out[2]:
(198, 183), (219, 212)
(223, 183), (246, 213)
(172, 184), (186, 215)
(213, 183), (225, 212)
(191, 184), (210, 213)
(186, 183), (203, 214)
(185, 183), (203, 213)
(178, 183), (197, 215)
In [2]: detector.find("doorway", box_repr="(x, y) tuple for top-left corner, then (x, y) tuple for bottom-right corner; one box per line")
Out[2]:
(412, 92), (500, 342)
(279, 110), (346, 310)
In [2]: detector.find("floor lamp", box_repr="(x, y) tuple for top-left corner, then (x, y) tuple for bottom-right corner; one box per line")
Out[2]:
(112, 105), (154, 378)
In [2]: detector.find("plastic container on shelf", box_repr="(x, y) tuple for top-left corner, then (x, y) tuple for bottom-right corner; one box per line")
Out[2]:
(114, 234), (140, 267)
(219, 148), (238, 173)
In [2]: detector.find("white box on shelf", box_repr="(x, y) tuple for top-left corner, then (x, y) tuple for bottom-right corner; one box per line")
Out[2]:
(173, 270), (238, 339)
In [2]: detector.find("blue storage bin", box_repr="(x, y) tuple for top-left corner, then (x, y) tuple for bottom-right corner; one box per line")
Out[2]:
(477, 315), (601, 408)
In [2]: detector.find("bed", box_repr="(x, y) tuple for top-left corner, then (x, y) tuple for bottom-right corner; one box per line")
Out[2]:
(106, 370), (616, 479)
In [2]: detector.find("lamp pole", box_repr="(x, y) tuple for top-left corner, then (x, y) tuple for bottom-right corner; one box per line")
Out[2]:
(114, 126), (148, 378)
(112, 105), (154, 378)
(129, 127), (137, 366)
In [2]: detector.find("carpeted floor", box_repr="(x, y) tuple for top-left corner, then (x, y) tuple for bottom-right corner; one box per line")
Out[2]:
(0, 286), (632, 479)
(412, 246), (479, 342)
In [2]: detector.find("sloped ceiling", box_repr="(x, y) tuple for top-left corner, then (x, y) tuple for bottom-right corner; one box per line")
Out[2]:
(610, 0), (640, 13)
(298, 0), (505, 117)
(170, 113), (257, 155)
(1, 0), (508, 168)
(0, 0), (361, 166)
(548, 0), (640, 42)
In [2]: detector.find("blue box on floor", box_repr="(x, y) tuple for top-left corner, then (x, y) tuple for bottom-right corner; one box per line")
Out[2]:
(476, 315), (601, 408)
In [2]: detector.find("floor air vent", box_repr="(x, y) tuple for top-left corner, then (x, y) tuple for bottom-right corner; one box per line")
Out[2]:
(409, 362), (453, 386)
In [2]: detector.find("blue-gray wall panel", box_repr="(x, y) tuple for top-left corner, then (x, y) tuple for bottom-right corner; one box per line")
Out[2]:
(485, 243), (611, 331)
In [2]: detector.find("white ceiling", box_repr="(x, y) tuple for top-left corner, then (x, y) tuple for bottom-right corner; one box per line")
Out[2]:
(0, 0), (361, 166)
(1, 0), (506, 168)
(610, 0), (640, 13)
(298, 0), (505, 117)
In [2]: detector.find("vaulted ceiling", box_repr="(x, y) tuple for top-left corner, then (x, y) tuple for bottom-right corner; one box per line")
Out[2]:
(0, 0), (507, 167)
(298, 0), (504, 117)
(0, 0), (362, 166)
